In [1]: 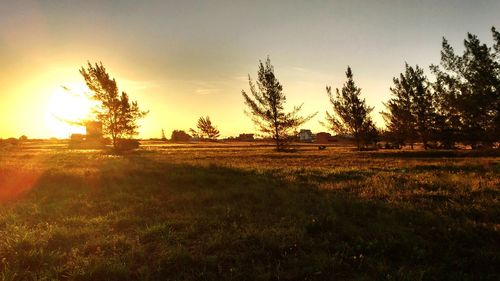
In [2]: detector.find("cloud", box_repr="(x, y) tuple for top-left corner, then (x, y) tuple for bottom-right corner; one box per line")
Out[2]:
(121, 79), (160, 91)
(292, 66), (307, 72)
(233, 75), (248, 82)
(195, 88), (220, 95)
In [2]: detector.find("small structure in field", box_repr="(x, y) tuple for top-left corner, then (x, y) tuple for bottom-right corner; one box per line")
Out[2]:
(69, 121), (106, 149)
(86, 121), (103, 140)
(298, 129), (314, 142)
(315, 132), (337, 144)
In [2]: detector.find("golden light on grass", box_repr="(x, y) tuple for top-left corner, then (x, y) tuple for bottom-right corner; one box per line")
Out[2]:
(44, 83), (93, 139)
(0, 168), (41, 203)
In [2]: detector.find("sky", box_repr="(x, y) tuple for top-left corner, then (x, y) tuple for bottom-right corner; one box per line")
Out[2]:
(1, 0), (499, 139)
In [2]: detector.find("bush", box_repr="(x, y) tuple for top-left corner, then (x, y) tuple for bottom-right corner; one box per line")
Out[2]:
(116, 139), (140, 151)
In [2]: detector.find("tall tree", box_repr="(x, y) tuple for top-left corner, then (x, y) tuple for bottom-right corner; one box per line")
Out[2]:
(382, 67), (416, 148)
(161, 128), (167, 141)
(242, 57), (316, 151)
(80, 62), (148, 149)
(431, 29), (500, 148)
(324, 67), (376, 150)
(382, 64), (435, 149)
(190, 116), (220, 140)
(491, 27), (500, 142)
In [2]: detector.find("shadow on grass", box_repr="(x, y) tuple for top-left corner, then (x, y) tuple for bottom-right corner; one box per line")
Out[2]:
(294, 169), (373, 183)
(368, 149), (500, 159)
(410, 164), (498, 173)
(1, 154), (498, 281)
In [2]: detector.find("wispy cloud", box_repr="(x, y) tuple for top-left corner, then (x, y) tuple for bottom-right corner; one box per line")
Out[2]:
(292, 66), (307, 72)
(233, 75), (248, 82)
(195, 88), (220, 95)
(121, 79), (160, 91)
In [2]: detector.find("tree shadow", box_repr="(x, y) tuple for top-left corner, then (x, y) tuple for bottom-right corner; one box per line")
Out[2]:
(367, 149), (500, 159)
(1, 154), (498, 281)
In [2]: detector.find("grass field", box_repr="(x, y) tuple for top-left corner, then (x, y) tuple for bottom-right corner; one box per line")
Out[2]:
(0, 141), (499, 280)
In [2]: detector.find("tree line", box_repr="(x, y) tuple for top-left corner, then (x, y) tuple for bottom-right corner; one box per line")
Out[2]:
(243, 27), (499, 151)
(383, 27), (500, 150)
(78, 27), (499, 151)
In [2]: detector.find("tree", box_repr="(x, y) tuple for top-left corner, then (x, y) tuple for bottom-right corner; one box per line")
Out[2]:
(242, 57), (316, 151)
(190, 116), (220, 140)
(431, 29), (500, 148)
(491, 27), (500, 143)
(170, 130), (191, 142)
(80, 62), (148, 149)
(382, 64), (435, 149)
(161, 128), (167, 141)
(324, 66), (376, 150)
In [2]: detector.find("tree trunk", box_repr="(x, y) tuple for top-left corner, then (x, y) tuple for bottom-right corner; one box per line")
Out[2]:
(274, 118), (280, 151)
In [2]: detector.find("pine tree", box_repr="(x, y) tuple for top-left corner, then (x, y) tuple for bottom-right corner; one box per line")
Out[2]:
(491, 27), (500, 142)
(190, 116), (220, 140)
(431, 30), (500, 148)
(242, 57), (316, 151)
(382, 64), (435, 149)
(324, 66), (376, 150)
(80, 62), (148, 149)
(382, 67), (416, 148)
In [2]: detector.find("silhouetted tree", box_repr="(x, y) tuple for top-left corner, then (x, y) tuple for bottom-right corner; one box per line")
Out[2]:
(190, 116), (220, 140)
(382, 70), (415, 148)
(170, 130), (191, 142)
(242, 57), (316, 151)
(431, 29), (500, 148)
(382, 64), (435, 149)
(431, 69), (462, 149)
(161, 128), (167, 141)
(491, 27), (500, 143)
(80, 62), (148, 149)
(324, 67), (376, 150)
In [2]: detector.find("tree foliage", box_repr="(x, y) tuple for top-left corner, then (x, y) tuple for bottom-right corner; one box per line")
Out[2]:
(382, 64), (435, 149)
(324, 67), (377, 150)
(190, 116), (220, 140)
(80, 62), (148, 149)
(170, 130), (191, 142)
(242, 57), (316, 151)
(431, 29), (500, 148)
(161, 128), (167, 141)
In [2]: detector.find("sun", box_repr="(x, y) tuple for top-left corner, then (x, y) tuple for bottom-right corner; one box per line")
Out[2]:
(45, 83), (94, 139)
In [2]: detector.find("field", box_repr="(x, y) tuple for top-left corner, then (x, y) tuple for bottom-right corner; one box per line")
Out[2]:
(0, 141), (499, 281)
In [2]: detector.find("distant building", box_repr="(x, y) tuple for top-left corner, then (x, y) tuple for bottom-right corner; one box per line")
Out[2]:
(70, 134), (85, 141)
(298, 129), (314, 142)
(237, 133), (254, 141)
(69, 121), (105, 149)
(315, 132), (336, 144)
(86, 121), (103, 140)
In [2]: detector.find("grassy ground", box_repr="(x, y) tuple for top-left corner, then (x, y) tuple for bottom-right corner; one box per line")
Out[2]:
(0, 141), (499, 280)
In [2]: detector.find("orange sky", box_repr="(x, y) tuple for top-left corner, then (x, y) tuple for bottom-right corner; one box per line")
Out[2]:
(1, 1), (499, 139)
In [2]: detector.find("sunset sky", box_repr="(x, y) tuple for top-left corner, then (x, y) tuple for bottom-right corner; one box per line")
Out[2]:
(1, 0), (499, 139)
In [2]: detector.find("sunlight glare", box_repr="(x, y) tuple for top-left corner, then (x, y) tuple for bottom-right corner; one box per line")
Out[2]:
(45, 83), (94, 139)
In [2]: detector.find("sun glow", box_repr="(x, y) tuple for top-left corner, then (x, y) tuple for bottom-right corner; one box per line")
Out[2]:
(45, 83), (94, 139)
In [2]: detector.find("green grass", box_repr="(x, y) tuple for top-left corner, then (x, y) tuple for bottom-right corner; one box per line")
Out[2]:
(0, 141), (499, 280)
